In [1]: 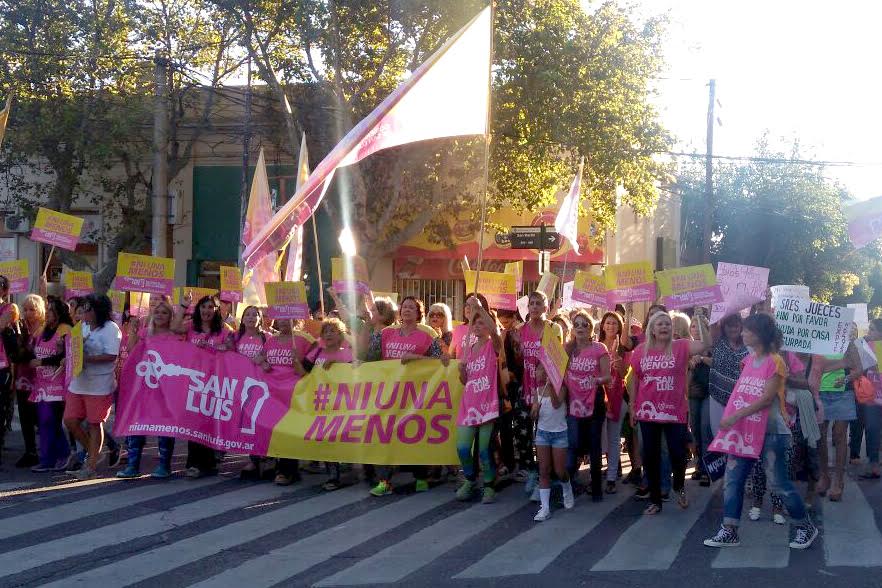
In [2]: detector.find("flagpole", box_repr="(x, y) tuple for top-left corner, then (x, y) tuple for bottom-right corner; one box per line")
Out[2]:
(473, 1), (495, 291)
(312, 216), (324, 314)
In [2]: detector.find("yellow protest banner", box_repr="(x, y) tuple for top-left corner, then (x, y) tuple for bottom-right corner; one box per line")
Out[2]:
(129, 292), (151, 317)
(264, 281), (309, 320)
(571, 270), (609, 307)
(605, 261), (656, 304)
(219, 266), (243, 303)
(464, 269), (517, 310)
(0, 259), (29, 293)
(331, 256), (370, 296)
(63, 270), (93, 298)
(655, 264), (723, 309)
(268, 359), (463, 465)
(116, 252), (175, 296)
(539, 323), (569, 391)
(31, 207), (85, 251)
(537, 272), (560, 301)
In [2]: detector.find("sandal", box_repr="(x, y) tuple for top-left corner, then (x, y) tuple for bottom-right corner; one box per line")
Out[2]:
(677, 490), (689, 509)
(816, 474), (830, 496)
(323, 479), (342, 491)
(605, 481), (617, 494)
(859, 471), (881, 480)
(643, 503), (662, 515)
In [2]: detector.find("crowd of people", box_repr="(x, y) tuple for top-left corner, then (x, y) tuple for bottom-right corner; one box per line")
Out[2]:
(1, 272), (881, 552)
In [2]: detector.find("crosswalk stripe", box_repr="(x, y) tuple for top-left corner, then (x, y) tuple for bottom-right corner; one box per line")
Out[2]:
(822, 481), (882, 567)
(0, 482), (297, 579)
(190, 490), (456, 588)
(712, 513), (789, 568)
(0, 477), (225, 540)
(455, 490), (632, 578)
(315, 491), (526, 586)
(37, 486), (368, 588)
(591, 486), (715, 571)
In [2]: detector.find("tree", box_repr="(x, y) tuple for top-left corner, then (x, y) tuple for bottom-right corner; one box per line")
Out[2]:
(211, 0), (671, 268)
(679, 137), (882, 309)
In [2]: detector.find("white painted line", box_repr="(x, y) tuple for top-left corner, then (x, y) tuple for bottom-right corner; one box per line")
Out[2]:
(592, 486), (715, 571)
(456, 490), (631, 578)
(191, 490), (454, 588)
(823, 481), (882, 567)
(0, 482), (36, 493)
(316, 492), (526, 586)
(0, 477), (225, 540)
(38, 486), (368, 588)
(0, 483), (296, 578)
(712, 514), (789, 568)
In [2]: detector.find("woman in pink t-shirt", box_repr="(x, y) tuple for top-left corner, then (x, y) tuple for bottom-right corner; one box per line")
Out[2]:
(628, 309), (709, 514)
(235, 306), (272, 479)
(454, 296), (503, 504)
(564, 310), (611, 500)
(598, 311), (631, 494)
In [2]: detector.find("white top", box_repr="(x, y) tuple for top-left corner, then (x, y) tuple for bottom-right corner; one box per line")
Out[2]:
(69, 321), (122, 396)
(537, 384), (568, 433)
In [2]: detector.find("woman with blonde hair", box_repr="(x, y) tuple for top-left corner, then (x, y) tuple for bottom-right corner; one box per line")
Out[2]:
(629, 309), (710, 514)
(427, 303), (454, 354)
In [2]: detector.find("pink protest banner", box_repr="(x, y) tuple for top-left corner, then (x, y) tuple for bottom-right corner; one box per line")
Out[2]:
(30, 207), (85, 251)
(707, 354), (779, 458)
(331, 256), (371, 296)
(710, 263), (769, 324)
(571, 270), (610, 307)
(605, 261), (656, 304)
(265, 281), (310, 320)
(846, 195), (882, 249)
(0, 259), (29, 293)
(115, 252), (175, 296)
(116, 338), (299, 455)
(655, 264), (723, 310)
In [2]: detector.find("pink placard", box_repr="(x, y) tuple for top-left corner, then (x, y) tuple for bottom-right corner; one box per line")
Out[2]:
(332, 279), (371, 297)
(30, 227), (79, 251)
(663, 285), (723, 310)
(266, 302), (310, 320)
(607, 282), (656, 304)
(707, 355), (776, 458)
(220, 289), (243, 303)
(115, 338), (299, 455)
(483, 292), (517, 311)
(571, 288), (611, 308)
(9, 277), (28, 294)
(115, 276), (175, 297)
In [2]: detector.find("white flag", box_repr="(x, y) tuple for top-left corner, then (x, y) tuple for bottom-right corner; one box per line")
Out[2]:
(284, 134), (310, 281)
(554, 157), (584, 255)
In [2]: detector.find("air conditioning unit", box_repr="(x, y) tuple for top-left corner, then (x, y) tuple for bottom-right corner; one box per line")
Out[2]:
(4, 210), (30, 233)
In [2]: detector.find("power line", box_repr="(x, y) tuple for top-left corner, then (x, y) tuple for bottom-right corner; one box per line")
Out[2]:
(669, 151), (882, 168)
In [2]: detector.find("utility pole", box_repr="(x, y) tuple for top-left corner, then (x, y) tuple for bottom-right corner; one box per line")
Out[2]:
(701, 78), (716, 263)
(238, 57), (252, 260)
(151, 50), (169, 258)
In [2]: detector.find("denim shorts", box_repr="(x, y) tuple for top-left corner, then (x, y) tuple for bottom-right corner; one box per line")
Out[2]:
(535, 429), (568, 448)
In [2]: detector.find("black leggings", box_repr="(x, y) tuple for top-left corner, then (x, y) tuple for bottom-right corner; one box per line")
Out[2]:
(186, 441), (218, 473)
(16, 387), (38, 456)
(640, 421), (689, 507)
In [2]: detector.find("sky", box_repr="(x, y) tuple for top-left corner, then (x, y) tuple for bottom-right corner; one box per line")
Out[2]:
(599, 0), (882, 200)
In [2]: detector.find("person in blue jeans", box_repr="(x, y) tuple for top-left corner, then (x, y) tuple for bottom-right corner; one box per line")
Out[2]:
(704, 313), (817, 550)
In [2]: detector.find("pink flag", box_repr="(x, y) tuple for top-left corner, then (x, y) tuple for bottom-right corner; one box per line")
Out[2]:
(241, 148), (278, 305)
(554, 158), (584, 255)
(846, 195), (882, 249)
(284, 134), (310, 281)
(242, 6), (492, 268)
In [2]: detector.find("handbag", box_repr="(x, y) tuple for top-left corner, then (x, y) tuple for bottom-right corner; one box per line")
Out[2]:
(854, 374), (875, 405)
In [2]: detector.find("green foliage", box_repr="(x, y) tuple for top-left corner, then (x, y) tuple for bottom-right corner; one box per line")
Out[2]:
(679, 137), (882, 309)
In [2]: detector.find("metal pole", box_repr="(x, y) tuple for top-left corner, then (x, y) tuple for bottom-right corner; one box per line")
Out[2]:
(151, 50), (169, 257)
(702, 78), (716, 263)
(312, 215), (324, 314)
(473, 0), (495, 289)
(238, 57), (252, 260)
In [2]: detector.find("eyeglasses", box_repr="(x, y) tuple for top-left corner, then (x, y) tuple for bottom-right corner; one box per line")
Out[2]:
(428, 312), (444, 318)
(573, 321), (591, 328)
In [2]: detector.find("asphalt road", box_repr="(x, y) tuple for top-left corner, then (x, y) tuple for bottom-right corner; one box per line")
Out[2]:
(2, 434), (882, 588)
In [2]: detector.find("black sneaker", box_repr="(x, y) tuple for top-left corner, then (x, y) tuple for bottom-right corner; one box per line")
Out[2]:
(661, 492), (671, 502)
(704, 525), (740, 548)
(634, 486), (650, 500)
(15, 453), (39, 468)
(789, 523), (818, 550)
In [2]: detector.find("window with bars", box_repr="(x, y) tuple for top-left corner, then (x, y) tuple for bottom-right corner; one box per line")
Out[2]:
(395, 278), (466, 320)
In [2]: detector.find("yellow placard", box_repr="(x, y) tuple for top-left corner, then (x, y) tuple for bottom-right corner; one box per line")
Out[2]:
(108, 289), (126, 315)
(267, 359), (463, 465)
(463, 270), (517, 296)
(505, 260), (523, 291)
(116, 253), (175, 295)
(32, 207), (85, 250)
(130, 292), (151, 317)
(605, 261), (654, 289)
(63, 270), (93, 295)
(265, 281), (307, 305)
(0, 259), (30, 293)
(219, 266), (243, 301)
(573, 270), (605, 294)
(331, 256), (370, 284)
(70, 322), (84, 377)
(174, 287), (219, 306)
(540, 323), (569, 391)
(537, 272), (560, 300)
(655, 264), (716, 296)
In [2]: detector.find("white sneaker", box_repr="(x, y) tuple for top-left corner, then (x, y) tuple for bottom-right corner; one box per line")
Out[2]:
(533, 507), (551, 522)
(562, 484), (575, 509)
(530, 486), (540, 503)
(773, 513), (786, 525)
(748, 507), (761, 521)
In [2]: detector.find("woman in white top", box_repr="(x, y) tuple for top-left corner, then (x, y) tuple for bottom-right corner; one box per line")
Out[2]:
(63, 294), (122, 480)
(531, 361), (572, 521)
